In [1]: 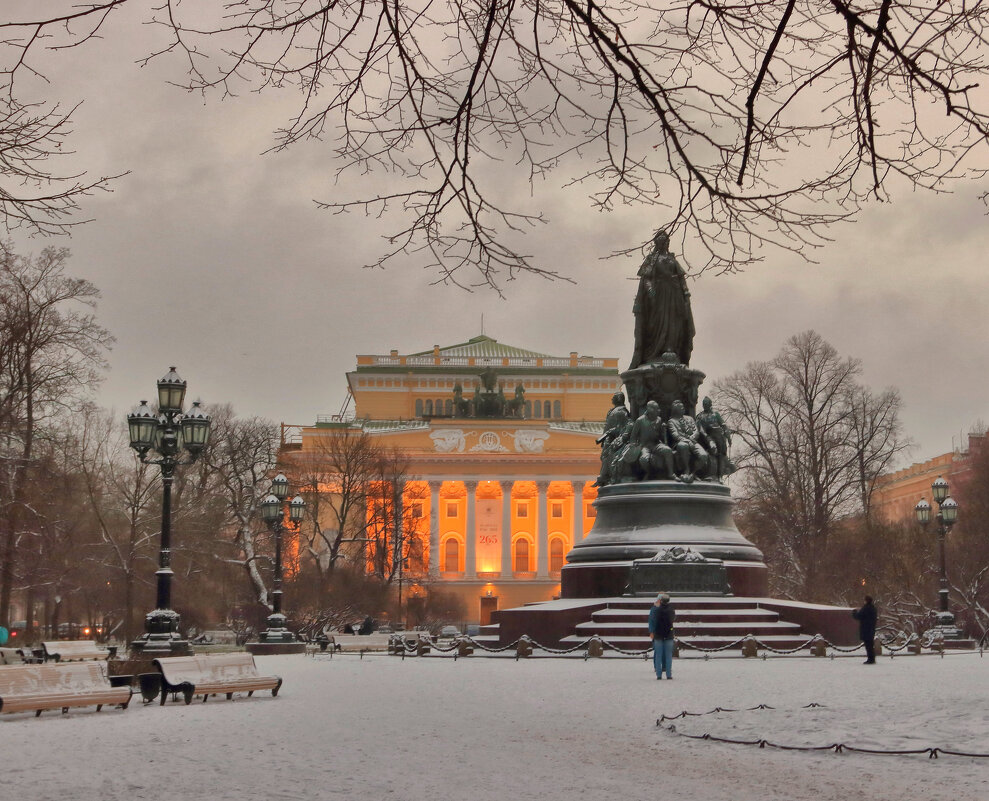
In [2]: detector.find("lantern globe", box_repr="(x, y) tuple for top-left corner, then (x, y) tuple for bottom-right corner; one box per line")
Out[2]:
(127, 401), (158, 451)
(271, 473), (289, 501)
(157, 366), (187, 414)
(261, 494), (282, 523)
(932, 475), (949, 504)
(181, 401), (211, 452)
(940, 496), (959, 525)
(289, 495), (305, 522)
(914, 498), (931, 525)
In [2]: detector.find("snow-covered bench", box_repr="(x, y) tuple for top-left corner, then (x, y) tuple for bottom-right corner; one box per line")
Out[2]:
(154, 653), (282, 705)
(41, 640), (110, 662)
(0, 662), (132, 717)
(0, 647), (32, 665)
(331, 633), (392, 654)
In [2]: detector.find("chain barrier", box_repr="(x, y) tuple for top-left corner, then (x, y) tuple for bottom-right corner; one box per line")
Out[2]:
(657, 702), (989, 759)
(313, 629), (973, 660)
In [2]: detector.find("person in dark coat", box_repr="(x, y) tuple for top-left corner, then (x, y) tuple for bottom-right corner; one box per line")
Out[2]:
(852, 595), (878, 664)
(648, 593), (676, 679)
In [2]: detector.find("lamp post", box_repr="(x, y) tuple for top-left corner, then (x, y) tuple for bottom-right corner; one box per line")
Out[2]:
(126, 367), (211, 655)
(914, 475), (963, 640)
(247, 474), (307, 654)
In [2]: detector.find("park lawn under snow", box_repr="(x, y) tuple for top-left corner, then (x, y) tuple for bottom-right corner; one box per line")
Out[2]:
(1, 650), (987, 801)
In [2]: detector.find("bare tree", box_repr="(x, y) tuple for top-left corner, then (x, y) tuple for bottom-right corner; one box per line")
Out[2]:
(947, 441), (989, 640)
(199, 405), (280, 612)
(0, 243), (113, 627)
(292, 427), (376, 595)
(715, 330), (910, 599)
(73, 405), (158, 644)
(5, 3), (989, 285)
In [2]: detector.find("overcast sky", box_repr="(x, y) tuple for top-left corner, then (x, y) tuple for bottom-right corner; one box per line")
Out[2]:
(6, 3), (988, 467)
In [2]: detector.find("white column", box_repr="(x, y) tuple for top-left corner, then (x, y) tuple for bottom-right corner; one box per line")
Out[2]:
(572, 480), (585, 545)
(500, 480), (514, 578)
(464, 480), (478, 579)
(428, 481), (441, 578)
(536, 480), (550, 577)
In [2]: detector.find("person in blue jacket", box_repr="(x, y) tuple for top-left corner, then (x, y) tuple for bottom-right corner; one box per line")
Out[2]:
(649, 593), (675, 679)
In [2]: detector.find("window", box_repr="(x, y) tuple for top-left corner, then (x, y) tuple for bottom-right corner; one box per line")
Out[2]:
(532, 400), (540, 418)
(551, 502), (563, 518)
(524, 400), (532, 418)
(553, 400), (562, 419)
(445, 399), (453, 415)
(443, 538), (461, 572)
(543, 401), (551, 418)
(411, 503), (424, 519)
(436, 397), (444, 413)
(425, 399), (433, 415)
(516, 503), (528, 518)
(446, 502), (458, 518)
(514, 538), (530, 573)
(549, 538), (565, 572)
(415, 399), (423, 417)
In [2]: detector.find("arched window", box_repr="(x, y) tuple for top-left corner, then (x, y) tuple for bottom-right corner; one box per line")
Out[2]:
(445, 399), (453, 415)
(553, 400), (562, 419)
(524, 400), (532, 418)
(436, 398), (444, 414)
(514, 538), (530, 573)
(415, 399), (424, 417)
(443, 538), (461, 573)
(425, 399), (433, 415)
(543, 400), (552, 418)
(532, 401), (541, 419)
(549, 537), (566, 572)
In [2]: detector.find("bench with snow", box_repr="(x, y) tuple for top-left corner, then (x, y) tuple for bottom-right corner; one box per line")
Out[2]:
(330, 633), (393, 654)
(154, 653), (282, 705)
(0, 647), (36, 665)
(41, 640), (110, 662)
(0, 662), (132, 717)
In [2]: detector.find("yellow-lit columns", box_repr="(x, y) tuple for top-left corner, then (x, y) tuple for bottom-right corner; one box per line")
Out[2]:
(428, 480), (441, 578)
(572, 480), (585, 544)
(500, 480), (514, 578)
(465, 480), (478, 579)
(536, 480), (550, 577)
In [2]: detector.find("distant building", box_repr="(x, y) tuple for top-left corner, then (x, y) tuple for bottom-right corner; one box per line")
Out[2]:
(281, 335), (621, 623)
(872, 432), (985, 524)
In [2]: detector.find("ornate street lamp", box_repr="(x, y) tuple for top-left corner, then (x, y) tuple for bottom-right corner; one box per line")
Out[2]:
(914, 475), (963, 639)
(248, 475), (307, 654)
(126, 368), (211, 656)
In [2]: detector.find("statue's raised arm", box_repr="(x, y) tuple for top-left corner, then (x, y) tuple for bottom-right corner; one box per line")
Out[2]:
(629, 230), (695, 369)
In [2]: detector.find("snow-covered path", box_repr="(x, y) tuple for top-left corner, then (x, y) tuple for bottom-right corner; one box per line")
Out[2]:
(3, 651), (987, 800)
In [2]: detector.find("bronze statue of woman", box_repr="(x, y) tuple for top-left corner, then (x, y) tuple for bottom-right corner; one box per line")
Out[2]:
(629, 230), (695, 368)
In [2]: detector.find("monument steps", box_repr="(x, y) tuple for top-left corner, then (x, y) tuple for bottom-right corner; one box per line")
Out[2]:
(573, 619), (802, 638)
(486, 596), (848, 651)
(565, 598), (809, 650)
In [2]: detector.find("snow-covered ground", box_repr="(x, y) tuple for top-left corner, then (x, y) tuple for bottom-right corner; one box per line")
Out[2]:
(3, 651), (987, 800)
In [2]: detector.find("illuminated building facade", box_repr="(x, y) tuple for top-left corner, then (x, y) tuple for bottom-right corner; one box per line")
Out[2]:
(284, 335), (621, 622)
(872, 432), (984, 524)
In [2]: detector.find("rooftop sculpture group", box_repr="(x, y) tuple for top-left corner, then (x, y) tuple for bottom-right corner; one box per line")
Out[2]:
(449, 369), (526, 419)
(596, 231), (734, 486)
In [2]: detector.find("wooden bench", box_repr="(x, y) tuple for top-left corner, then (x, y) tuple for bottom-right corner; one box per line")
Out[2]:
(154, 653), (282, 705)
(41, 640), (109, 662)
(0, 662), (132, 717)
(332, 633), (392, 654)
(0, 647), (28, 665)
